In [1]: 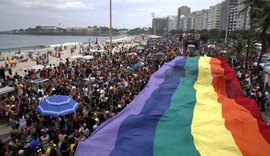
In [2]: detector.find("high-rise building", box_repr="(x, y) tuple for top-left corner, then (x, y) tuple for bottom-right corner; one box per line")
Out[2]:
(207, 3), (221, 30)
(152, 17), (168, 34)
(228, 1), (239, 32)
(182, 17), (188, 31)
(201, 9), (209, 30)
(179, 15), (186, 31)
(167, 16), (178, 32)
(178, 6), (191, 16)
(193, 10), (208, 31)
(236, 0), (250, 30)
(182, 14), (196, 31)
(220, 0), (230, 30)
(187, 15), (196, 31)
(151, 0), (250, 33)
(177, 6), (191, 30)
(220, 0), (250, 31)
(192, 11), (202, 30)
(190, 9), (209, 31)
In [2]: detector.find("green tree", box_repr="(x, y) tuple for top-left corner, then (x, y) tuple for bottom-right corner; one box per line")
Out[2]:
(254, 3), (270, 64)
(240, 0), (260, 65)
(234, 35), (245, 57)
(209, 29), (221, 43)
(127, 28), (147, 35)
(169, 30), (183, 35)
(200, 32), (210, 44)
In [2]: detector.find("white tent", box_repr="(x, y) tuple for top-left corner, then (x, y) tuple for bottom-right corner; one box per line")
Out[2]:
(148, 35), (161, 39)
(98, 50), (106, 53)
(50, 44), (61, 48)
(208, 44), (216, 48)
(30, 78), (50, 84)
(31, 65), (45, 70)
(0, 86), (15, 96)
(70, 55), (83, 59)
(106, 37), (128, 43)
(83, 55), (94, 60)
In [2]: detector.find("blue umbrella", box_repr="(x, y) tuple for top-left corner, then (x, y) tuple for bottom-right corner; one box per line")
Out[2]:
(37, 95), (79, 117)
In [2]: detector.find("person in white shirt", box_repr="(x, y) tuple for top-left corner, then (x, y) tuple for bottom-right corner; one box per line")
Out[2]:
(37, 85), (44, 95)
(19, 114), (26, 130)
(123, 80), (128, 88)
(237, 71), (242, 79)
(40, 130), (50, 149)
(79, 123), (90, 138)
(83, 87), (89, 97)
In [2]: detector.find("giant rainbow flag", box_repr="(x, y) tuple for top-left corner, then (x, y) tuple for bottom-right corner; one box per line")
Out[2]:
(75, 56), (270, 156)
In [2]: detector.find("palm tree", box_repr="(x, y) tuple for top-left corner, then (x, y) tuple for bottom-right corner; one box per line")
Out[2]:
(239, 0), (258, 68)
(240, 0), (270, 66)
(254, 3), (270, 64)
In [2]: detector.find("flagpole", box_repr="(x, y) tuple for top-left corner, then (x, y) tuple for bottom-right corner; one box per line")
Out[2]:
(109, 0), (113, 53)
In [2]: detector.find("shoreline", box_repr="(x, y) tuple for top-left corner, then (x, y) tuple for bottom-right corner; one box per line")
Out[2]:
(0, 35), (132, 54)
(0, 32), (128, 37)
(0, 37), (137, 76)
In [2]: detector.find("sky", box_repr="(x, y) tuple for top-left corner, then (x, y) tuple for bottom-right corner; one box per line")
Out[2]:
(0, 0), (223, 31)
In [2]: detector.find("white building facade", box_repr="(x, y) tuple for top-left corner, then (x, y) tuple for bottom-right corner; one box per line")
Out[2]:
(207, 3), (221, 30)
(167, 16), (178, 32)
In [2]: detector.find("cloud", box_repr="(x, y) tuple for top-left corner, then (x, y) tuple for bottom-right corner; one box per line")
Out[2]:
(2, 0), (94, 10)
(0, 0), (224, 30)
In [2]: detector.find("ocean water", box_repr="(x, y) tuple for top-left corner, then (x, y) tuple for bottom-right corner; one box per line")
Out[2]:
(0, 34), (128, 54)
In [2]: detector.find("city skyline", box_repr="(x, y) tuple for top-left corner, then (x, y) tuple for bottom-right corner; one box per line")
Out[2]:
(152, 0), (250, 35)
(0, 0), (223, 31)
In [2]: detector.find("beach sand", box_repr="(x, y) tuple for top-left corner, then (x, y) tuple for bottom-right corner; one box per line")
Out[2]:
(0, 48), (77, 76)
(0, 41), (137, 77)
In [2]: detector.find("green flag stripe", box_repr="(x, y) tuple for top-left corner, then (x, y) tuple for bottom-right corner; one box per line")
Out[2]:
(154, 57), (200, 156)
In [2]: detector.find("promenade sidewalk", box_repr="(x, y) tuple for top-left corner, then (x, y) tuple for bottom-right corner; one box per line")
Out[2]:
(0, 123), (11, 142)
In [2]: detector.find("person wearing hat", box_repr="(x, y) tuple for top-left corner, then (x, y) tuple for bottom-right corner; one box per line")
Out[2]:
(18, 149), (24, 156)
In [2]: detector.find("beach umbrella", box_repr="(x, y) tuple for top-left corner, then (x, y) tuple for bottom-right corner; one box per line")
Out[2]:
(37, 95), (79, 117)
(83, 55), (94, 60)
(136, 46), (144, 51)
(75, 56), (270, 156)
(154, 52), (165, 56)
(31, 65), (45, 70)
(128, 52), (137, 56)
(70, 55), (83, 59)
(97, 49), (106, 53)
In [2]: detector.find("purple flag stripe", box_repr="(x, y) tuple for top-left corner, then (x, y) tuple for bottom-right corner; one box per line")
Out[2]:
(109, 57), (187, 156)
(75, 57), (183, 156)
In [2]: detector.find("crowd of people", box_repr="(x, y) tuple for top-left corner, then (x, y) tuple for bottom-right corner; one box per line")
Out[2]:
(0, 35), (178, 156)
(0, 34), (269, 156)
(232, 56), (270, 114)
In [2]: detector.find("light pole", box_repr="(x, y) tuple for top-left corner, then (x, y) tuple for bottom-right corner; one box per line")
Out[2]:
(109, 0), (113, 53)
(224, 1), (230, 43)
(151, 12), (156, 36)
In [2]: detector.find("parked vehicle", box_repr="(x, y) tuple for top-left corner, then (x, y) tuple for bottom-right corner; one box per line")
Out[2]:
(254, 53), (270, 67)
